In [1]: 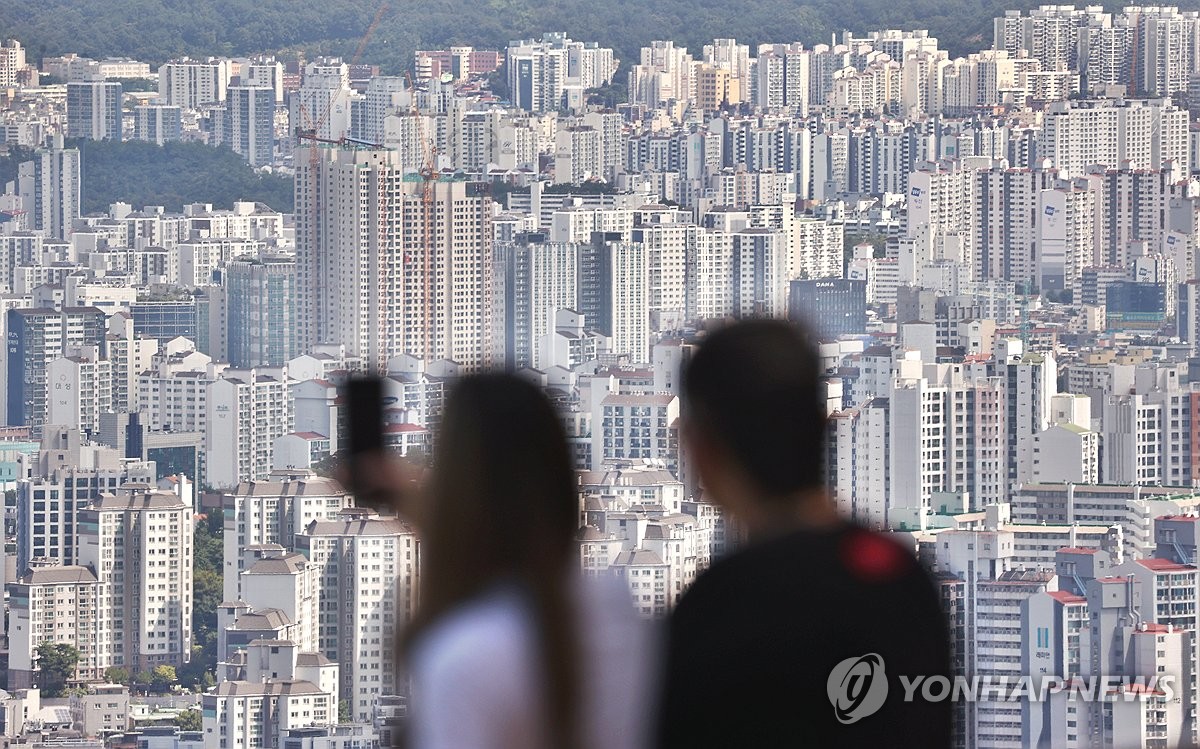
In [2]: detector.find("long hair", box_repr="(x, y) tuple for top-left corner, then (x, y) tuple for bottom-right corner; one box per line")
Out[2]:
(404, 374), (579, 747)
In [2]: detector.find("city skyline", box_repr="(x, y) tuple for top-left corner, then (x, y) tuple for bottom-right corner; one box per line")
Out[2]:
(4, 4), (1200, 747)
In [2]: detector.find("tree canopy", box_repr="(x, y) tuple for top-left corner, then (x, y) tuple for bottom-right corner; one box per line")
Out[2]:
(151, 665), (178, 692)
(4, 0), (1083, 76)
(104, 666), (131, 685)
(73, 139), (293, 215)
(0, 140), (293, 215)
(35, 642), (80, 697)
(173, 709), (203, 731)
(179, 509), (224, 691)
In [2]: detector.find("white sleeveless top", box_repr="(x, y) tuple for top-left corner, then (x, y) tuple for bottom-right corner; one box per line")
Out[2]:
(408, 574), (658, 749)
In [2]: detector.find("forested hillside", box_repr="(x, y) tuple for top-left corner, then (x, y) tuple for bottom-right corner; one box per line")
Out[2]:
(0, 140), (294, 214)
(2, 0), (1105, 73)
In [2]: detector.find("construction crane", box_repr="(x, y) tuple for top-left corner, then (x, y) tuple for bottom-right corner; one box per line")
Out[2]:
(294, 2), (388, 368)
(294, 2), (389, 146)
(391, 70), (441, 366)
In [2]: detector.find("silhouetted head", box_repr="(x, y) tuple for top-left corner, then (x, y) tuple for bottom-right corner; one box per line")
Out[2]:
(684, 319), (827, 506)
(423, 373), (577, 579)
(407, 373), (578, 745)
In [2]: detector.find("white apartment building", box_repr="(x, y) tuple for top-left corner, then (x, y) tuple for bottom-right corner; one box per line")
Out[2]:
(609, 549), (672, 618)
(731, 228), (787, 318)
(7, 563), (101, 688)
(205, 367), (294, 488)
(15, 436), (157, 573)
(578, 466), (686, 514)
(629, 40), (696, 110)
(76, 490), (194, 674)
(1038, 98), (1189, 175)
(106, 314), (160, 413)
(633, 222), (690, 332)
(975, 569), (1058, 749)
(239, 548), (321, 654)
(46, 349), (113, 438)
(220, 473), (353, 602)
(592, 393), (680, 473)
(295, 510), (419, 723)
(16, 137), (81, 242)
(554, 126), (603, 184)
(1031, 423), (1100, 484)
(507, 34), (617, 113)
(684, 228), (740, 320)
(494, 238), (579, 370)
(1037, 182), (1098, 295)
(203, 680), (335, 749)
(158, 58), (231, 109)
(974, 164), (1060, 286)
(137, 340), (227, 433)
(291, 59), (354, 142)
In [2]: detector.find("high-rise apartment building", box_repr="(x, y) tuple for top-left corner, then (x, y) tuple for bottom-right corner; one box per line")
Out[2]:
(225, 86), (275, 167)
(295, 509), (418, 723)
(158, 58), (231, 109)
(221, 473), (353, 602)
(66, 81), (122, 141)
(494, 235), (579, 370)
(732, 228), (788, 319)
(16, 137), (81, 240)
(291, 59), (354, 142)
(76, 489), (195, 674)
(46, 348), (113, 437)
(295, 145), (495, 372)
(629, 40), (695, 110)
(0, 39), (36, 87)
(6, 307), (107, 432)
(205, 367), (294, 488)
(7, 563), (101, 688)
(14, 428), (157, 573)
(1038, 98), (1189, 175)
(204, 681), (335, 747)
(225, 256), (297, 368)
(578, 234), (649, 360)
(634, 222), (691, 332)
(506, 34), (617, 113)
(1130, 5), (1198, 97)
(133, 104), (183, 145)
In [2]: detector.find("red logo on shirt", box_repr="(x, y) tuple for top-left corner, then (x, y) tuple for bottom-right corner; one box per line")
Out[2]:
(841, 530), (911, 583)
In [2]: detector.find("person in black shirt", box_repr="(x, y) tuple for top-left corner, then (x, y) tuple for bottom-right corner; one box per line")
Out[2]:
(658, 319), (952, 749)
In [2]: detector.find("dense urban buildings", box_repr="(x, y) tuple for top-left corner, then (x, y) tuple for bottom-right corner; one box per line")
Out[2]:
(6, 5), (1200, 746)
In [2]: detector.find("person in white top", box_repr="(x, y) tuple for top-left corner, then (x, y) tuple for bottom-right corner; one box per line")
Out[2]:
(388, 374), (656, 749)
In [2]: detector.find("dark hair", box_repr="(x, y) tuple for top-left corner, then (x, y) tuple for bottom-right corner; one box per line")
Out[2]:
(683, 319), (826, 498)
(404, 374), (579, 746)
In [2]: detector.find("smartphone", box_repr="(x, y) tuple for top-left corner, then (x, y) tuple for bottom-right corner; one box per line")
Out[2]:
(343, 374), (386, 507)
(345, 374), (385, 457)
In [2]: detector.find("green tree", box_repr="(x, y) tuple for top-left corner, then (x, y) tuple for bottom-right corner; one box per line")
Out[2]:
(173, 709), (203, 731)
(338, 700), (352, 723)
(35, 642), (80, 697)
(151, 665), (178, 693)
(185, 510), (225, 689)
(104, 666), (130, 685)
(111, 77), (158, 92)
(585, 81), (628, 108)
(0, 139), (295, 215)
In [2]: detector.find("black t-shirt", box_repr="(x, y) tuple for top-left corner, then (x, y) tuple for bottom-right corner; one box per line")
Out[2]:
(658, 522), (953, 749)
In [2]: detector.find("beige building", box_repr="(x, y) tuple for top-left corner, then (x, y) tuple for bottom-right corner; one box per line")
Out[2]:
(295, 146), (496, 373)
(7, 563), (101, 688)
(295, 509), (419, 723)
(77, 490), (194, 674)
